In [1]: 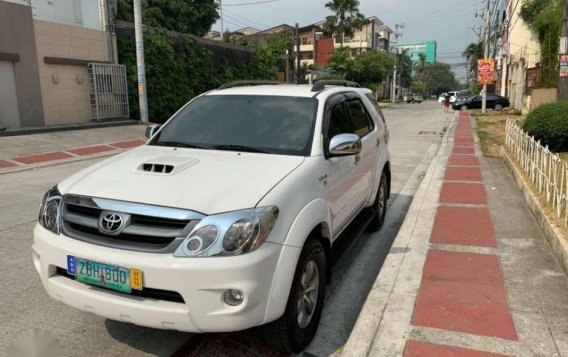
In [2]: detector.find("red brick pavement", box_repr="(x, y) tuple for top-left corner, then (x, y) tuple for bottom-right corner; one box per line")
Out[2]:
(408, 112), (518, 353)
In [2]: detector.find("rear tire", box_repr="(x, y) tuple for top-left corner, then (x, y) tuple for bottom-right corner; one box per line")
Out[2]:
(367, 171), (388, 232)
(263, 238), (327, 353)
(494, 104), (503, 111)
(460, 105), (468, 111)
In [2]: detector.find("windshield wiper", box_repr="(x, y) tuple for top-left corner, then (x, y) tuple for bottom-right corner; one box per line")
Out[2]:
(210, 144), (269, 154)
(152, 141), (209, 149)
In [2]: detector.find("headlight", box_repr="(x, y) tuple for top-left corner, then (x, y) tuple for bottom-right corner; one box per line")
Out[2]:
(38, 186), (62, 235)
(175, 206), (279, 257)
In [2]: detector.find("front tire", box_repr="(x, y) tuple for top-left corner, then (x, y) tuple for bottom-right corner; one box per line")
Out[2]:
(367, 171), (388, 232)
(460, 105), (468, 111)
(263, 239), (327, 353)
(494, 103), (503, 111)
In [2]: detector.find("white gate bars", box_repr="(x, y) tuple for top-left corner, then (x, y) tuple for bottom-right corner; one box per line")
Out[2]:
(88, 63), (129, 120)
(505, 120), (568, 226)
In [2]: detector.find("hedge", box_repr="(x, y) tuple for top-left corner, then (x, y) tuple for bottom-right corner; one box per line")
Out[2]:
(522, 101), (568, 151)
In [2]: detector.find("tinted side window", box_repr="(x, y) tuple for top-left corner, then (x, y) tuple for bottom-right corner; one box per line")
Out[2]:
(346, 100), (373, 137)
(328, 102), (353, 138)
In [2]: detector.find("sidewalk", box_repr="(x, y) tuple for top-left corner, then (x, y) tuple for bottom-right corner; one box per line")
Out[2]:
(0, 125), (147, 172)
(342, 112), (568, 356)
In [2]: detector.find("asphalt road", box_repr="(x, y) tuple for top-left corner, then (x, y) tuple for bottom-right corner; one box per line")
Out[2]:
(0, 101), (451, 357)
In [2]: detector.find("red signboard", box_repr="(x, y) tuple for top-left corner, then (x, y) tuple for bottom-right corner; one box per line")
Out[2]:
(477, 59), (495, 85)
(315, 38), (334, 66)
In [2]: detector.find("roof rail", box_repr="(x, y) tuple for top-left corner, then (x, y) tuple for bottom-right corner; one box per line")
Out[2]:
(218, 80), (285, 90)
(311, 80), (361, 92)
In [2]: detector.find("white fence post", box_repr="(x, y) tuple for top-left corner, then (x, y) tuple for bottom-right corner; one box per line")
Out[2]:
(504, 120), (568, 227)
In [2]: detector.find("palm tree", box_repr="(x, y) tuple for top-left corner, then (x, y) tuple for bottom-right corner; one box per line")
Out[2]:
(413, 53), (430, 95)
(462, 42), (483, 83)
(323, 0), (366, 47)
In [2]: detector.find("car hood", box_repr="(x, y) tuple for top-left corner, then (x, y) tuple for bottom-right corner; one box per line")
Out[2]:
(58, 145), (305, 214)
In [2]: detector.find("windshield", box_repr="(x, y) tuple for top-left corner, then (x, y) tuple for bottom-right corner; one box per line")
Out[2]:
(150, 95), (317, 156)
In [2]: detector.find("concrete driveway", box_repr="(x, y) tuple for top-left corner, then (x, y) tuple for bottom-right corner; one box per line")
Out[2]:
(0, 101), (450, 356)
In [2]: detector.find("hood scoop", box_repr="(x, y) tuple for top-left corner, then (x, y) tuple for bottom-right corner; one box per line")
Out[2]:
(136, 156), (199, 175)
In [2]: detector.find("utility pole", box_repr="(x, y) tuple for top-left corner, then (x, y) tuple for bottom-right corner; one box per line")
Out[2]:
(558, 0), (568, 100)
(391, 24), (404, 104)
(219, 0), (224, 35)
(133, 0), (148, 123)
(482, 0), (491, 114)
(295, 23), (300, 84)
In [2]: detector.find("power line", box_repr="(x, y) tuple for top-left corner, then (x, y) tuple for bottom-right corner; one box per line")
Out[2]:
(402, 3), (476, 25)
(223, 0), (281, 6)
(223, 8), (268, 29)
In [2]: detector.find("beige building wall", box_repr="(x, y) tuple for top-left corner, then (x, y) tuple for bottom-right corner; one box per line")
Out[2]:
(34, 20), (109, 125)
(507, 0), (540, 68)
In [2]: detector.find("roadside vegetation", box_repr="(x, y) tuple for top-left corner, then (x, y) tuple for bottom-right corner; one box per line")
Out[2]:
(474, 110), (523, 157)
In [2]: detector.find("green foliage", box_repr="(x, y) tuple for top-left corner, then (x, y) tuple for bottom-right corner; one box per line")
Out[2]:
(520, 0), (562, 87)
(462, 42), (483, 81)
(397, 50), (413, 88)
(325, 47), (353, 77)
(522, 101), (568, 150)
(350, 50), (395, 88)
(117, 0), (219, 36)
(324, 0), (366, 46)
(469, 84), (482, 95)
(426, 63), (459, 95)
(118, 28), (290, 122)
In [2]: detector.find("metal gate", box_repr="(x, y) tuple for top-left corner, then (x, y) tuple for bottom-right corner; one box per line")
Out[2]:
(88, 63), (129, 120)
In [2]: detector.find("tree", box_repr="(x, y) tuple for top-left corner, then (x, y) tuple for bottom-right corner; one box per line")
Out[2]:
(325, 47), (353, 77)
(520, 0), (562, 87)
(323, 0), (366, 47)
(462, 42), (483, 83)
(397, 50), (413, 89)
(117, 0), (219, 36)
(350, 50), (395, 88)
(426, 63), (459, 95)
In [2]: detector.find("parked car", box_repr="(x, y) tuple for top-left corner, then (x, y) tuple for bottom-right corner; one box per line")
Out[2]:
(448, 91), (460, 103)
(404, 93), (414, 103)
(412, 94), (423, 103)
(32, 80), (392, 353)
(452, 93), (510, 111)
(404, 93), (422, 103)
(453, 91), (473, 106)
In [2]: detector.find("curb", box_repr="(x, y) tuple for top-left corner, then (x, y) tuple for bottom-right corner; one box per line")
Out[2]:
(500, 146), (568, 275)
(340, 114), (456, 356)
(0, 120), (140, 137)
(0, 150), (125, 175)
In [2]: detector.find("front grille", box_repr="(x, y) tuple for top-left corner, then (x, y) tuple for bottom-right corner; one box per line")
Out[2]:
(61, 195), (203, 253)
(56, 267), (185, 303)
(67, 222), (175, 246)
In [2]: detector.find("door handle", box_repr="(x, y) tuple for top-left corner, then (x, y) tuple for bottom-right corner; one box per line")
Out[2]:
(354, 154), (361, 165)
(376, 137), (381, 147)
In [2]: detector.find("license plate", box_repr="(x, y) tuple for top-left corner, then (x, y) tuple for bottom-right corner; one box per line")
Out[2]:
(67, 255), (142, 294)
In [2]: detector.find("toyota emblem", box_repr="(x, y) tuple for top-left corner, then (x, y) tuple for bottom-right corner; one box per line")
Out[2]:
(98, 212), (127, 234)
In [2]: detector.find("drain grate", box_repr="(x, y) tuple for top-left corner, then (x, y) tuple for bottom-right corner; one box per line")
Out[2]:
(418, 130), (439, 135)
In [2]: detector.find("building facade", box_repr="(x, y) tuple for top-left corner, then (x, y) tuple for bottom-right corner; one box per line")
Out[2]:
(297, 17), (392, 68)
(0, 0), (124, 129)
(397, 41), (437, 66)
(497, 0), (542, 112)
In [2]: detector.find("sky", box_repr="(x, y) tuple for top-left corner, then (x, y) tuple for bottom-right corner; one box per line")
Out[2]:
(215, 0), (490, 83)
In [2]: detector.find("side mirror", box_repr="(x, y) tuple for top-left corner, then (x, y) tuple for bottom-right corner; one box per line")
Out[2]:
(329, 133), (362, 156)
(145, 124), (161, 139)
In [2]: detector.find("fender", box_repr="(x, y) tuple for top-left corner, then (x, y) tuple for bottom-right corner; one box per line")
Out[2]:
(263, 199), (332, 323)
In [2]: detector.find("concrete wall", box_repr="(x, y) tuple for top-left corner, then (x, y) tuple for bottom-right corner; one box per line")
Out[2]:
(34, 20), (109, 125)
(529, 88), (557, 109)
(0, 1), (45, 128)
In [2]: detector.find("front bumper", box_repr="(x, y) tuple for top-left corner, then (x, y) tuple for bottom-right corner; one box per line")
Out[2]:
(32, 224), (298, 333)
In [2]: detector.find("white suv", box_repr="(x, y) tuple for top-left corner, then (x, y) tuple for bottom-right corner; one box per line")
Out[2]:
(32, 80), (391, 352)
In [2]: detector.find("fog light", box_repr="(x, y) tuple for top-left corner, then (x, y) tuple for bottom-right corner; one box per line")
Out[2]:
(222, 289), (244, 306)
